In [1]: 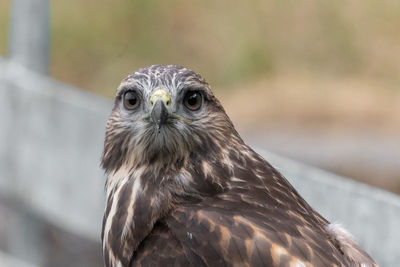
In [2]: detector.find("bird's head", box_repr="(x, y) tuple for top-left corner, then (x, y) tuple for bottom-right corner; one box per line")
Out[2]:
(101, 65), (241, 174)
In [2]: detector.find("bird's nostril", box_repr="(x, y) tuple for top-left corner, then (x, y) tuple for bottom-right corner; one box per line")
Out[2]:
(166, 100), (170, 106)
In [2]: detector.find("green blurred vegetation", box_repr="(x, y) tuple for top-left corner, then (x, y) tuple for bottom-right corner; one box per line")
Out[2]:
(49, 0), (400, 97)
(1, 0), (400, 98)
(0, 1), (10, 57)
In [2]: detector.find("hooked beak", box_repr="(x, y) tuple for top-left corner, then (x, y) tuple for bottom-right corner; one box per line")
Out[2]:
(150, 89), (171, 128)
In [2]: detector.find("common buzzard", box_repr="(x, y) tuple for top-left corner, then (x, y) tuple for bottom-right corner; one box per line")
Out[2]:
(101, 65), (377, 267)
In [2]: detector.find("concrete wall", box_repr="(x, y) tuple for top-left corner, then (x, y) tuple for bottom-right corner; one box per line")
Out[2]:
(0, 60), (399, 266)
(0, 60), (107, 266)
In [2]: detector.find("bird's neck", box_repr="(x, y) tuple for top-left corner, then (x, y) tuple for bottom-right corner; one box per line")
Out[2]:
(101, 143), (240, 266)
(101, 133), (259, 267)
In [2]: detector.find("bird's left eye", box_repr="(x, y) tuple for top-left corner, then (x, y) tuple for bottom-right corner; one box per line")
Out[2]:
(183, 91), (202, 111)
(123, 91), (140, 110)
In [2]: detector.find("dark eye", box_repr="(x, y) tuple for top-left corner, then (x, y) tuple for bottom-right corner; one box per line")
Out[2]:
(183, 91), (202, 111)
(123, 91), (140, 110)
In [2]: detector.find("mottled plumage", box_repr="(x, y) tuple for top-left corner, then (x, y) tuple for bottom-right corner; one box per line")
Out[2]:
(101, 65), (377, 267)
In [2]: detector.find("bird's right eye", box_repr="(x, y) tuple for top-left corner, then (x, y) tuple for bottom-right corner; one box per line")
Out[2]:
(123, 91), (140, 110)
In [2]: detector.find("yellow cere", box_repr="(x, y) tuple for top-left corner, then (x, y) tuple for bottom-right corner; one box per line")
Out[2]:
(150, 89), (171, 107)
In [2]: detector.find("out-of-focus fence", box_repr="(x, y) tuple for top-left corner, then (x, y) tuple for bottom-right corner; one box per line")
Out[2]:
(1, 0), (399, 266)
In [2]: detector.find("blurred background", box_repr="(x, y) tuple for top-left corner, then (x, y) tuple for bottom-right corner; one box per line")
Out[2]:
(2, 0), (399, 192)
(0, 0), (399, 266)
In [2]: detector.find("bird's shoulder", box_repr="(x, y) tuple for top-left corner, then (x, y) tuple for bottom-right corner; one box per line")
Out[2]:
(131, 158), (376, 267)
(162, 189), (350, 267)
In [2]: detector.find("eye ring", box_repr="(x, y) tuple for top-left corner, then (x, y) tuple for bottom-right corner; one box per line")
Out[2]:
(183, 90), (202, 111)
(123, 91), (140, 110)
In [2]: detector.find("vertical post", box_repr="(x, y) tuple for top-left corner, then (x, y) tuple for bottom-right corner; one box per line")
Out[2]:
(5, 3), (50, 265)
(9, 0), (49, 75)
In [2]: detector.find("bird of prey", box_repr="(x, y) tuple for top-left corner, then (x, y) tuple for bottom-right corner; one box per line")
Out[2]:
(101, 65), (377, 267)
